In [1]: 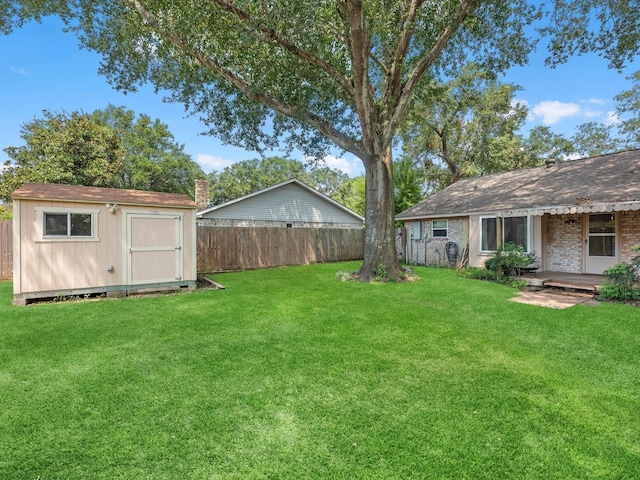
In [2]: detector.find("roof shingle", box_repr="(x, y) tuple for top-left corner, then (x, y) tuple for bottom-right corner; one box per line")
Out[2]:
(12, 183), (196, 209)
(396, 150), (640, 219)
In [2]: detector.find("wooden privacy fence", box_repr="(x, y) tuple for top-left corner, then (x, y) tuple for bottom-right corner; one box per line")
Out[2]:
(0, 223), (364, 279)
(197, 226), (364, 272)
(0, 221), (12, 280)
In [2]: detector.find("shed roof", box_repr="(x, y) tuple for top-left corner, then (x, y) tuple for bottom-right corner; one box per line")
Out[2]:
(12, 183), (196, 209)
(396, 150), (640, 220)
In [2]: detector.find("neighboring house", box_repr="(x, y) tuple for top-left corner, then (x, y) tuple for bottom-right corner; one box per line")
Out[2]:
(396, 150), (640, 274)
(197, 178), (364, 229)
(12, 183), (197, 304)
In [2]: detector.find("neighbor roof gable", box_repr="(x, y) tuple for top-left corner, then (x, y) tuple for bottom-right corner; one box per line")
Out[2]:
(197, 178), (364, 222)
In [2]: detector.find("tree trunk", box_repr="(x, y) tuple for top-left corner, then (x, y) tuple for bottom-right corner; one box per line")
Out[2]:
(357, 146), (404, 282)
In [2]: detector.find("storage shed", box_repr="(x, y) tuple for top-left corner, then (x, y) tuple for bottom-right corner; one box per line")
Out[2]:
(12, 183), (197, 304)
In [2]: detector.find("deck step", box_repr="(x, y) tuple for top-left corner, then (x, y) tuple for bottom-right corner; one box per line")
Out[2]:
(543, 280), (599, 292)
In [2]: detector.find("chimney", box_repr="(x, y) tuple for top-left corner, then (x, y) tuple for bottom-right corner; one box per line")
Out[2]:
(545, 158), (557, 168)
(195, 179), (210, 211)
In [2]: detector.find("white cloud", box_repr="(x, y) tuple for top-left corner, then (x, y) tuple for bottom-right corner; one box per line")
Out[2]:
(583, 108), (603, 119)
(196, 153), (236, 172)
(603, 110), (620, 126)
(11, 66), (28, 75)
(585, 98), (607, 105)
(316, 154), (363, 177)
(532, 100), (581, 125)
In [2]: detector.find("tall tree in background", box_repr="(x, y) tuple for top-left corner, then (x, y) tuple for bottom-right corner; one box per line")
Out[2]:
(208, 157), (349, 205)
(338, 176), (366, 217)
(91, 105), (205, 196)
(614, 70), (640, 149)
(569, 122), (621, 158)
(393, 156), (425, 215)
(3, 1), (635, 279)
(520, 126), (575, 165)
(561, 71), (640, 158)
(398, 64), (531, 190)
(1, 110), (124, 201)
(0, 106), (205, 201)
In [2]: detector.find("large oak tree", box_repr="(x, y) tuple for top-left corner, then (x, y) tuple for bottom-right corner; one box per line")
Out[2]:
(3, 1), (633, 280)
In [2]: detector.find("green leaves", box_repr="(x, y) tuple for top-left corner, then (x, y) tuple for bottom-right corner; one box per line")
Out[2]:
(399, 64), (531, 190)
(207, 156), (350, 205)
(0, 105), (204, 201)
(542, 0), (640, 71)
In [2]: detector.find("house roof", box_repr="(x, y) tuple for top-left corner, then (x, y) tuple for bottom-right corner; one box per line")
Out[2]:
(396, 150), (640, 220)
(12, 183), (196, 209)
(196, 178), (365, 223)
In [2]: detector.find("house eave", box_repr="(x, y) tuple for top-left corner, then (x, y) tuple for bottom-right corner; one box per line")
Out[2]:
(497, 200), (640, 217)
(396, 200), (640, 221)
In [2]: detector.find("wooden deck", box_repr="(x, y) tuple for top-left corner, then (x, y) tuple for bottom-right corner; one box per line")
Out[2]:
(520, 271), (606, 293)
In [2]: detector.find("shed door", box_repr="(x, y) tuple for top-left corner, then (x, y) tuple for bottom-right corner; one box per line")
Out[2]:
(585, 213), (618, 274)
(126, 213), (183, 285)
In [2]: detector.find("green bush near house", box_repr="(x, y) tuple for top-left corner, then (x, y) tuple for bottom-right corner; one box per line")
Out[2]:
(457, 266), (497, 281)
(599, 245), (640, 302)
(0, 263), (639, 479)
(485, 242), (539, 278)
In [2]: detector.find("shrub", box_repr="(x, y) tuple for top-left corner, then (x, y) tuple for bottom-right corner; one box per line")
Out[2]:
(485, 242), (538, 280)
(458, 267), (497, 281)
(372, 263), (388, 281)
(599, 246), (640, 302)
(336, 270), (356, 282)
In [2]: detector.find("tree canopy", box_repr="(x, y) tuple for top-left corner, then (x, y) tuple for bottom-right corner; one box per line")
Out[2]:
(0, 105), (205, 201)
(208, 156), (350, 206)
(398, 64), (535, 189)
(2, 0), (636, 280)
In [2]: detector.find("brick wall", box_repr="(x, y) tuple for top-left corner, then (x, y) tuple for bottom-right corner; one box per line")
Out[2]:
(195, 179), (210, 211)
(403, 218), (465, 267)
(620, 210), (640, 263)
(545, 214), (583, 273)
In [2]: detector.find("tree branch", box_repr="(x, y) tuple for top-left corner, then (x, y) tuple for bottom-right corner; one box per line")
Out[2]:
(213, 0), (356, 99)
(387, 0), (424, 102)
(123, 0), (366, 159)
(384, 0), (484, 147)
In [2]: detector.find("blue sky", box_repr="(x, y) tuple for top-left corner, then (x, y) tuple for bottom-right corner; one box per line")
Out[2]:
(0, 17), (637, 177)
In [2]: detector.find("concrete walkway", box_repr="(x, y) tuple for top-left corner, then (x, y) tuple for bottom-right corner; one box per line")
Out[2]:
(510, 290), (600, 309)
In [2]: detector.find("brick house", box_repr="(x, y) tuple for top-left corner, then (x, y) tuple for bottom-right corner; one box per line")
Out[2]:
(396, 150), (640, 274)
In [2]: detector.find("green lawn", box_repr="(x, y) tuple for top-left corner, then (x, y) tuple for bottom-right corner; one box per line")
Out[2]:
(1, 263), (639, 479)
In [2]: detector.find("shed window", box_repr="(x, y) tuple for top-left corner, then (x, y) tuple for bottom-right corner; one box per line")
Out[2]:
(44, 212), (92, 237)
(432, 220), (448, 237)
(36, 207), (99, 241)
(481, 216), (529, 252)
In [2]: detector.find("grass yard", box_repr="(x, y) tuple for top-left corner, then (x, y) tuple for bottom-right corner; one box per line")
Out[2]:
(1, 262), (639, 479)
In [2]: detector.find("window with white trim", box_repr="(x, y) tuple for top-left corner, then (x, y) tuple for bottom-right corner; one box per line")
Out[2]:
(36, 207), (99, 241)
(432, 220), (448, 238)
(481, 216), (529, 252)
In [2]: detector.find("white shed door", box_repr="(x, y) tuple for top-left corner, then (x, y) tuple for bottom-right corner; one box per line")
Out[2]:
(126, 213), (183, 285)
